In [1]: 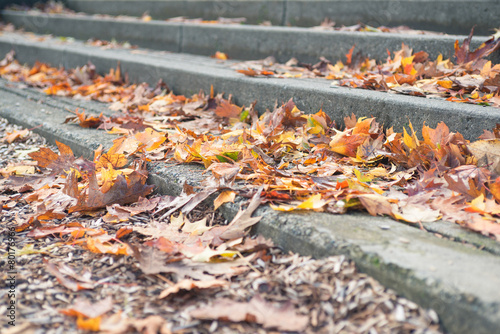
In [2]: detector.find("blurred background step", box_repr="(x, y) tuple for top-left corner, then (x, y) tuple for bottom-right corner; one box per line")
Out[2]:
(61, 0), (499, 36)
(2, 10), (496, 64)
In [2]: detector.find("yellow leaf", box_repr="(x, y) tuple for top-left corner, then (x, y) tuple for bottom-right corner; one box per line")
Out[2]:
(0, 165), (35, 177)
(76, 316), (101, 331)
(214, 190), (236, 210)
(86, 237), (131, 255)
(437, 79), (453, 89)
(271, 194), (326, 212)
(96, 153), (127, 169)
(469, 194), (486, 212)
(97, 165), (122, 194)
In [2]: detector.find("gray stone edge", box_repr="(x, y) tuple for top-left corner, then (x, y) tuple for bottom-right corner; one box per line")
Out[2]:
(3, 10), (498, 64)
(62, 0), (499, 36)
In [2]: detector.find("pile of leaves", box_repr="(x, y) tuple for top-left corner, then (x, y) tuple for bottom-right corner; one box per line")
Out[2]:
(2, 51), (500, 243)
(234, 29), (500, 107)
(0, 121), (441, 333)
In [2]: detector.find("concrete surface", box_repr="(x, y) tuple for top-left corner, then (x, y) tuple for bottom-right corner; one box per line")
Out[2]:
(0, 30), (499, 142)
(3, 10), (496, 64)
(1, 79), (500, 334)
(66, 0), (285, 26)
(64, 0), (499, 35)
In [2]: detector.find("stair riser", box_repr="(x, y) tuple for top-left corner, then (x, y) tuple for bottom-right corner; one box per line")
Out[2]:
(3, 11), (496, 64)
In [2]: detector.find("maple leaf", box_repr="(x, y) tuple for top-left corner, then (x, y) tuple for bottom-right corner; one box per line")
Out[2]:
(95, 152), (128, 169)
(26, 223), (83, 239)
(454, 28), (500, 65)
(271, 194), (327, 212)
(237, 67), (260, 76)
(134, 127), (166, 151)
(214, 99), (242, 118)
(1, 128), (29, 143)
(212, 51), (228, 60)
(28, 147), (59, 168)
(357, 193), (394, 217)
(65, 162), (153, 213)
(464, 216), (500, 240)
(489, 176), (500, 202)
(86, 236), (132, 255)
(156, 185), (216, 220)
(29, 141), (76, 173)
(329, 131), (368, 157)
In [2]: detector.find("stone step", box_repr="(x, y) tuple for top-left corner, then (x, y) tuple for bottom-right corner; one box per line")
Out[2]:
(3, 10), (496, 64)
(63, 0), (499, 35)
(1, 76), (500, 334)
(0, 29), (498, 141)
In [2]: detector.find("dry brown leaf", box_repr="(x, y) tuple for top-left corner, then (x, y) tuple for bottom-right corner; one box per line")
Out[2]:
(1, 129), (29, 143)
(45, 260), (96, 291)
(158, 279), (228, 299)
(190, 295), (309, 331)
(219, 188), (263, 240)
(214, 190), (236, 210)
(131, 244), (179, 275)
(468, 139), (500, 174)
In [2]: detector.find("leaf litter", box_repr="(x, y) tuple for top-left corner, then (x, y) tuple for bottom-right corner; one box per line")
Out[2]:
(2, 44), (500, 238)
(0, 26), (499, 332)
(0, 118), (442, 332)
(233, 29), (500, 107)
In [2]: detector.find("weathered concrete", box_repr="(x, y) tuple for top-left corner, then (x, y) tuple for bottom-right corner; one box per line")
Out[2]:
(65, 0), (285, 26)
(3, 10), (496, 64)
(1, 80), (500, 334)
(284, 0), (499, 36)
(64, 0), (498, 35)
(0, 0), (42, 9)
(0, 31), (499, 142)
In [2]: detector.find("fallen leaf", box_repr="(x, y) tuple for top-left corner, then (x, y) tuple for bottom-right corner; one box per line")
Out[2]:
(158, 279), (228, 298)
(219, 188), (263, 240)
(190, 295), (309, 331)
(1, 129), (29, 143)
(45, 260), (96, 291)
(59, 296), (113, 319)
(214, 190), (236, 210)
(468, 139), (500, 174)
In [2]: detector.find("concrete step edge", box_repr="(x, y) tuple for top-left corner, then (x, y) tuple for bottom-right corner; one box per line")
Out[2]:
(63, 0), (499, 36)
(3, 10), (497, 64)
